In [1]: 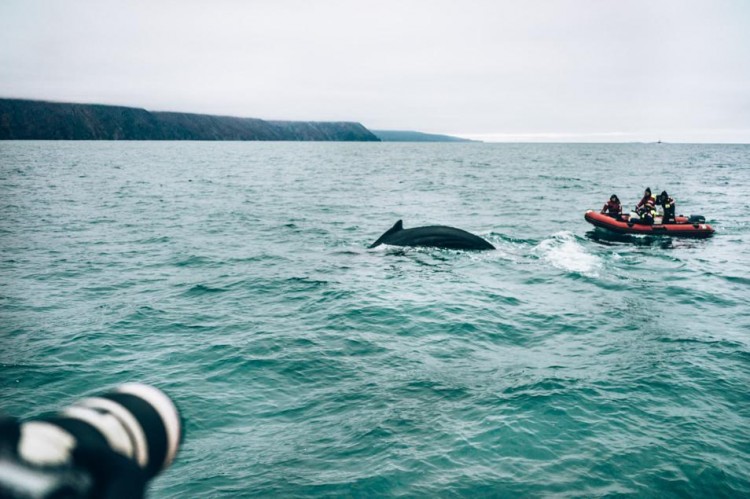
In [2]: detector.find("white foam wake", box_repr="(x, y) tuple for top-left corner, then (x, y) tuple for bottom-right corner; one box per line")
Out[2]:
(534, 231), (602, 275)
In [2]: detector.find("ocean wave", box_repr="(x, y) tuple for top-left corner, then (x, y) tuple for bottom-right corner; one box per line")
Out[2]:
(4, 142), (749, 498)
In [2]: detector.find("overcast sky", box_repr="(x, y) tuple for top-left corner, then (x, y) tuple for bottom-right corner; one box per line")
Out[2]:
(1, 0), (749, 142)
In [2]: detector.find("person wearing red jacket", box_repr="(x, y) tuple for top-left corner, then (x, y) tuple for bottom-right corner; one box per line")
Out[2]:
(601, 194), (623, 220)
(634, 187), (656, 225)
(635, 187), (655, 211)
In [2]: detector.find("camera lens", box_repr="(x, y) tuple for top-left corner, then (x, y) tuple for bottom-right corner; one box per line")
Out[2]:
(18, 384), (182, 478)
(4, 384), (182, 499)
(67, 384), (182, 479)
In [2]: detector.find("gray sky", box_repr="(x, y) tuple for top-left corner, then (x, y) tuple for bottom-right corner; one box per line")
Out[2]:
(1, 0), (749, 142)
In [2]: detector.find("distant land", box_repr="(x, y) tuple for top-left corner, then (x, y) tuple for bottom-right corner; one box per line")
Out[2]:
(372, 130), (477, 142)
(0, 98), (379, 141)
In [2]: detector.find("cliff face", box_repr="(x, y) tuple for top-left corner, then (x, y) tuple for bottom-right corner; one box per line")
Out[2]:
(0, 99), (380, 141)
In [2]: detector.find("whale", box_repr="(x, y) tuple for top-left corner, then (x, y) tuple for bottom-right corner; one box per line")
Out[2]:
(369, 220), (495, 250)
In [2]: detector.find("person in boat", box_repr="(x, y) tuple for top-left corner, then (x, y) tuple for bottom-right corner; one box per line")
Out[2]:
(657, 191), (676, 224)
(635, 187), (655, 212)
(634, 187), (656, 225)
(601, 194), (623, 220)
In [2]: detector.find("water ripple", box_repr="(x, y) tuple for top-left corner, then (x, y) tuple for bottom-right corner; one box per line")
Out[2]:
(1, 142), (748, 497)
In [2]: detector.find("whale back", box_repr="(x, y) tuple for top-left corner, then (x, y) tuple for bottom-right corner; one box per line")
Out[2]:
(369, 220), (495, 250)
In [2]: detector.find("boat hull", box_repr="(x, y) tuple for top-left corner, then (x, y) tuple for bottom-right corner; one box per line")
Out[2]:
(584, 210), (714, 238)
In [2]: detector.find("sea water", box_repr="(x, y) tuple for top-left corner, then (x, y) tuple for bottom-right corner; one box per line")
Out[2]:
(1, 141), (748, 497)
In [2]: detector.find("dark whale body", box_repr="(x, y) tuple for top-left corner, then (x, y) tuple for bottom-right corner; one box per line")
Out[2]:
(369, 220), (495, 250)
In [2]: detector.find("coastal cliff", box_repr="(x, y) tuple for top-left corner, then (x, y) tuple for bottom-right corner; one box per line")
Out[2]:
(0, 99), (380, 141)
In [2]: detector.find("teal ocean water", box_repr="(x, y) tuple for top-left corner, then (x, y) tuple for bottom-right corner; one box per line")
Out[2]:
(1, 141), (749, 497)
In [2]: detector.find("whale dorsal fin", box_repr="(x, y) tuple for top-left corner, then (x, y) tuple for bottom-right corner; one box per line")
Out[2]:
(369, 219), (404, 248)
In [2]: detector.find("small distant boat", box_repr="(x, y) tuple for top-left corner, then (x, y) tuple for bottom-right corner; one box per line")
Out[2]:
(585, 210), (715, 238)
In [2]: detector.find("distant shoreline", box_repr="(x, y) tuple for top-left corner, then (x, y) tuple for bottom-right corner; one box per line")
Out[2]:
(371, 130), (478, 142)
(0, 98), (380, 142)
(0, 98), (471, 143)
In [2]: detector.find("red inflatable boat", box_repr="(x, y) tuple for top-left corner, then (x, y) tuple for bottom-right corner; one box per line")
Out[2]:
(585, 210), (715, 238)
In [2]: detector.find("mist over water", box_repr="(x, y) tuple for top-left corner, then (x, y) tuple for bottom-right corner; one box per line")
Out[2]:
(1, 142), (749, 497)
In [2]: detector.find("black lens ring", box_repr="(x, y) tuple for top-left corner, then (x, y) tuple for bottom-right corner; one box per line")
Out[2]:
(102, 393), (168, 478)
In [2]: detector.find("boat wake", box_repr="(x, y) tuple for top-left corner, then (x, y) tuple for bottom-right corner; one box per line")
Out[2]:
(533, 231), (602, 275)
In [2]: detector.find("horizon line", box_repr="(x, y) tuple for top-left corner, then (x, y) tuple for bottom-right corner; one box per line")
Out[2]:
(448, 131), (750, 144)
